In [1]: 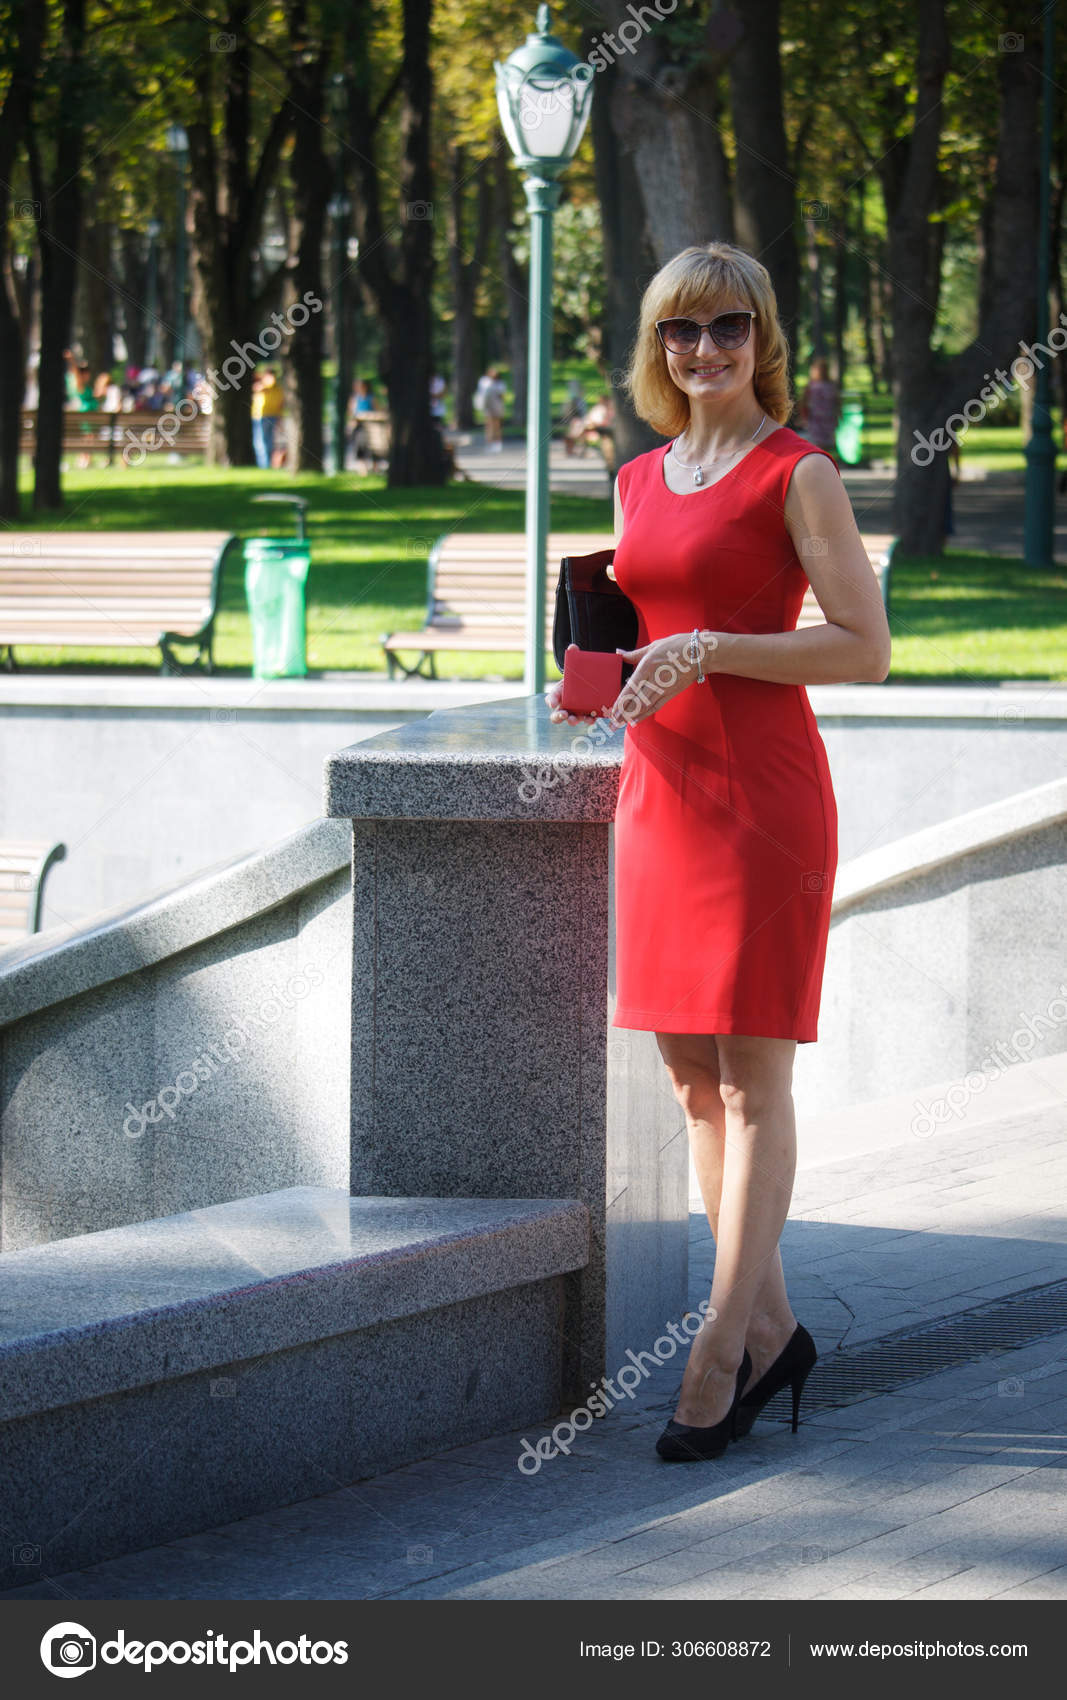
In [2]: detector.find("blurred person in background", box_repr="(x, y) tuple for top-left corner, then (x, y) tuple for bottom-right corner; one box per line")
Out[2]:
(251, 366), (284, 468)
(796, 356), (839, 452)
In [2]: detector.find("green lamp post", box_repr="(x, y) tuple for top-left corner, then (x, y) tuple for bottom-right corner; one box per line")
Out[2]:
(1024, 0), (1057, 567)
(495, 5), (594, 693)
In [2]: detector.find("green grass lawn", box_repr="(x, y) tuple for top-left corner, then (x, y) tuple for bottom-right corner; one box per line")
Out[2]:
(887, 551), (1067, 682)
(5, 454), (1067, 683)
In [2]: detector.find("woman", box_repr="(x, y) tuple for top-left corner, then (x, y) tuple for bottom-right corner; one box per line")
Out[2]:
(545, 242), (890, 1462)
(561, 377), (588, 455)
(347, 378), (379, 472)
(251, 367), (284, 469)
(477, 366), (506, 450)
(797, 355), (840, 452)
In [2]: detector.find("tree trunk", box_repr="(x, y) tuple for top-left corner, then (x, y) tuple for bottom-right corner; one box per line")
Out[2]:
(857, 185), (880, 393)
(79, 210), (114, 377)
(832, 197), (848, 387)
(185, 4), (291, 466)
(0, 0), (45, 519)
(344, 0), (449, 485)
(586, 3), (738, 470)
(494, 145), (528, 430)
(728, 0), (800, 352)
(449, 144), (494, 432)
(286, 22), (328, 472)
(871, 239), (892, 391)
(803, 212), (824, 359)
(887, 3), (1039, 556)
(1049, 160), (1066, 423)
(598, 3), (734, 263)
(30, 0), (86, 513)
(118, 228), (147, 373)
(11, 248), (39, 361)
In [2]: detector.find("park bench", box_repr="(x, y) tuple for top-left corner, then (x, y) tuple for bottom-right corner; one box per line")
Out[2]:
(382, 532), (616, 679)
(0, 531), (239, 674)
(382, 531), (897, 679)
(20, 408), (212, 465)
(0, 839), (66, 947)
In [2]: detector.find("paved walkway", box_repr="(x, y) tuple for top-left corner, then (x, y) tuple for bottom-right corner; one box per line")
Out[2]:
(449, 432), (1067, 561)
(5, 1054), (1066, 1602)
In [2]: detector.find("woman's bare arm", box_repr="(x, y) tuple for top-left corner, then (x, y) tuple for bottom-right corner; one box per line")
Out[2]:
(701, 451), (891, 686)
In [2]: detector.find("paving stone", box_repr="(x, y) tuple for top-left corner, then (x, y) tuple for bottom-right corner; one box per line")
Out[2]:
(906, 1553), (1065, 1600)
(993, 1564), (1067, 1599)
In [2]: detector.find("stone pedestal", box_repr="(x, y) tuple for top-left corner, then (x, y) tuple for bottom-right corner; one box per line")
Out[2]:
(325, 695), (688, 1399)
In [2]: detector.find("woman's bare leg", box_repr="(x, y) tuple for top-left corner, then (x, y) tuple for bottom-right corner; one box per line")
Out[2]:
(656, 1031), (800, 1422)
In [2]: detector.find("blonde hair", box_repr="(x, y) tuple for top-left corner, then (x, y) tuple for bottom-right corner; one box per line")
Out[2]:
(620, 242), (793, 439)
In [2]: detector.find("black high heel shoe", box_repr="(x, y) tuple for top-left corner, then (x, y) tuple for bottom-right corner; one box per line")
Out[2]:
(656, 1349), (752, 1462)
(733, 1323), (817, 1438)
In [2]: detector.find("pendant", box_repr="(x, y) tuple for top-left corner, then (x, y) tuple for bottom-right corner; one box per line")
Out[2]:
(693, 464), (704, 486)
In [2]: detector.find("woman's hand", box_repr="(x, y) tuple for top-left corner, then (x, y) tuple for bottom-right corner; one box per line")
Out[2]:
(545, 644), (616, 728)
(606, 631), (718, 727)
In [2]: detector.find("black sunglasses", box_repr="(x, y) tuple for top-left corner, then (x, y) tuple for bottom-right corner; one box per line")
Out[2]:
(655, 310), (757, 354)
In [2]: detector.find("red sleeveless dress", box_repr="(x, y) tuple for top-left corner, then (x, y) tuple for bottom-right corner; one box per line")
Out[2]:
(610, 424), (839, 1042)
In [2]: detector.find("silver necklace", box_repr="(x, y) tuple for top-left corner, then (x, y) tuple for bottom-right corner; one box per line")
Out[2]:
(670, 412), (768, 486)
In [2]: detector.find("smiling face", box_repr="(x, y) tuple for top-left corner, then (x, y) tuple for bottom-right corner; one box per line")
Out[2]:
(659, 298), (759, 409)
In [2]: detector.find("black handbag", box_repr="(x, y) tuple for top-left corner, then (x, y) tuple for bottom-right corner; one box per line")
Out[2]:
(552, 548), (639, 680)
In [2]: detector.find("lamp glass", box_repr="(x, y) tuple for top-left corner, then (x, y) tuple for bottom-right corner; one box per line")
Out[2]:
(496, 66), (591, 163)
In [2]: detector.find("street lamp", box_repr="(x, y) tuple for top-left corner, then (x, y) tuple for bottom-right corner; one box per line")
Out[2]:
(164, 124), (189, 400)
(1024, 0), (1058, 567)
(495, 4), (594, 693)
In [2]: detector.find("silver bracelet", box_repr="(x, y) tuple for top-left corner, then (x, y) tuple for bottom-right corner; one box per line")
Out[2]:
(686, 627), (709, 685)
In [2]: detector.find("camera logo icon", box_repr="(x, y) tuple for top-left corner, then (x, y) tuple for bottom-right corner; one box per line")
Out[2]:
(40, 1622), (97, 1678)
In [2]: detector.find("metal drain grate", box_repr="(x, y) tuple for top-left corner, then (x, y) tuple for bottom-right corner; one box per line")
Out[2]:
(746, 1278), (1067, 1420)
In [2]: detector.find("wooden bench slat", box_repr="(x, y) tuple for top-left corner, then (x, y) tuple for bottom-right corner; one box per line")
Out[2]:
(0, 535), (231, 555)
(0, 556), (224, 568)
(0, 607), (215, 620)
(0, 626), (205, 640)
(0, 601), (211, 613)
(384, 630), (554, 651)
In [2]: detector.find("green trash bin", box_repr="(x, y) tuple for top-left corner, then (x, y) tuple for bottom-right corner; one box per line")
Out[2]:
(835, 396), (865, 467)
(244, 495), (310, 678)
